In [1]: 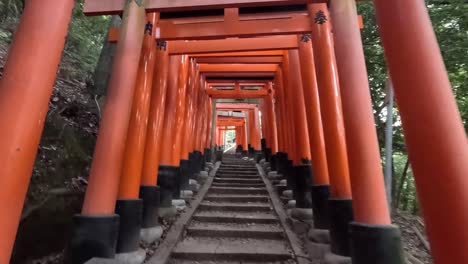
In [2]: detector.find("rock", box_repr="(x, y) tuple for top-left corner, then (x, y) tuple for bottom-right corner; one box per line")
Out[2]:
(172, 199), (186, 210)
(279, 179), (287, 185)
(323, 252), (352, 264)
(180, 190), (193, 200)
(140, 225), (163, 244)
(291, 208), (314, 220)
(85, 258), (125, 264)
(305, 241), (331, 260)
(115, 249), (146, 264)
(308, 228), (330, 244)
(282, 190), (293, 199)
(268, 171), (282, 179)
(287, 200), (296, 209)
(158, 206), (177, 218)
(189, 179), (198, 185)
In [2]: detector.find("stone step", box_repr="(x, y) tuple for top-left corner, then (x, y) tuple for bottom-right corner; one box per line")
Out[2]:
(198, 201), (272, 212)
(193, 211), (279, 224)
(204, 194), (270, 203)
(171, 237), (293, 262)
(215, 174), (260, 179)
(169, 259), (289, 264)
(211, 182), (265, 188)
(213, 177), (263, 184)
(217, 170), (258, 174)
(186, 221), (284, 239)
(209, 187), (268, 195)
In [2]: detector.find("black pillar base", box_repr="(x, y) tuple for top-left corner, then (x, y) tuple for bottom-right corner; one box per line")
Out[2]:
(179, 159), (190, 190)
(157, 165), (180, 207)
(270, 154), (277, 171)
(311, 185), (331, 229)
(285, 160), (294, 190)
(139, 185), (160, 228)
(293, 164), (313, 208)
(350, 222), (405, 264)
(236, 145), (243, 153)
(265, 148), (272, 162)
(329, 198), (354, 256)
(193, 150), (203, 172)
(204, 148), (211, 163)
(254, 150), (263, 163)
(215, 150), (223, 161)
(241, 150), (248, 157)
(261, 138), (267, 151)
(276, 152), (288, 175)
(67, 214), (119, 264)
(115, 199), (143, 253)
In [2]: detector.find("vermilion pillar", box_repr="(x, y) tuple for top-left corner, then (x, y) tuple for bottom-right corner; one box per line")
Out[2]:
(157, 55), (184, 211)
(274, 68), (293, 176)
(141, 42), (169, 186)
(0, 1), (74, 262)
(308, 4), (354, 250)
(375, 1), (468, 263)
(139, 40), (170, 242)
(297, 34), (331, 229)
(116, 12), (158, 254)
(265, 84), (279, 154)
(71, 1), (147, 262)
(285, 50), (312, 164)
(286, 50), (313, 211)
(297, 35), (329, 185)
(330, 0), (403, 262)
(180, 62), (200, 190)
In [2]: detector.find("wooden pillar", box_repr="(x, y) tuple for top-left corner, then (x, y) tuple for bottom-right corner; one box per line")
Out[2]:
(329, 0), (403, 262)
(71, 1), (147, 262)
(375, 1), (468, 263)
(0, 1), (74, 261)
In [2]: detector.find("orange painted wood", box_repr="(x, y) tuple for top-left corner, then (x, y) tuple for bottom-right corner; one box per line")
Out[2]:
(0, 1), (74, 261)
(207, 89), (269, 99)
(197, 56), (282, 64)
(309, 4), (352, 198)
(82, 0), (147, 215)
(199, 64), (278, 72)
(330, 0), (390, 223)
(297, 36), (329, 184)
(170, 36), (297, 54)
(158, 14), (311, 40)
(141, 46), (170, 185)
(119, 13), (159, 198)
(375, 0), (468, 261)
(84, 0), (326, 15)
(193, 51), (284, 57)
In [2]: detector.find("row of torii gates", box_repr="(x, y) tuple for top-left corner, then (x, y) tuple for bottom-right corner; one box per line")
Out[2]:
(0, 0), (466, 264)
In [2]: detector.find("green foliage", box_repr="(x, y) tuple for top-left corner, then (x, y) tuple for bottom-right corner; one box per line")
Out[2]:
(358, 1), (468, 214)
(61, 1), (110, 81)
(0, 0), (110, 81)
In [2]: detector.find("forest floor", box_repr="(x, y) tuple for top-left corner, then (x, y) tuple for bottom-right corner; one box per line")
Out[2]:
(0, 30), (432, 264)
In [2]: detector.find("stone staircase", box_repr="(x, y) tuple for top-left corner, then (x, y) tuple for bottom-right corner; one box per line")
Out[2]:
(168, 156), (296, 263)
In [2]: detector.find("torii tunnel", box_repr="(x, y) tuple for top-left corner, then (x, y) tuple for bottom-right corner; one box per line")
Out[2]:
(0, 0), (466, 264)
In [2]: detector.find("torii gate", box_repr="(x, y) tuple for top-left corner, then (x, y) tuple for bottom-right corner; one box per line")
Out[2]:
(0, 1), (465, 264)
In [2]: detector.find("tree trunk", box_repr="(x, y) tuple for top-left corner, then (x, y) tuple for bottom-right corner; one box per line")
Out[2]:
(90, 15), (121, 97)
(396, 157), (410, 209)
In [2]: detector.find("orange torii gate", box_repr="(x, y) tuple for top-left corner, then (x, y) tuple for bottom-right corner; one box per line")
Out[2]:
(0, 0), (465, 264)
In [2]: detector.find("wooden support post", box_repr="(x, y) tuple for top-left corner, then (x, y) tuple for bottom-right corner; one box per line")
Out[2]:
(116, 12), (159, 254)
(141, 42), (170, 186)
(0, 1), (74, 262)
(157, 55), (185, 210)
(375, 0), (468, 263)
(297, 34), (329, 185)
(329, 1), (403, 262)
(72, 1), (147, 262)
